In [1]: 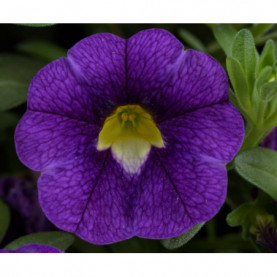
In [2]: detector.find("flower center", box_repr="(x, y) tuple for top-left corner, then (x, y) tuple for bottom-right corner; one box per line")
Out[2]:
(97, 105), (164, 174)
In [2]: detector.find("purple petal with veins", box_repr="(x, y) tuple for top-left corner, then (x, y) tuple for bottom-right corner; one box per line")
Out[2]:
(15, 28), (244, 244)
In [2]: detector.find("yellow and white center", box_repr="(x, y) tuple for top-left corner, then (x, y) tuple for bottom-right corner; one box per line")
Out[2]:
(97, 105), (164, 174)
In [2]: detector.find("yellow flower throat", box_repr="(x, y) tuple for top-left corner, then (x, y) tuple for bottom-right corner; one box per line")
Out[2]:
(97, 105), (164, 174)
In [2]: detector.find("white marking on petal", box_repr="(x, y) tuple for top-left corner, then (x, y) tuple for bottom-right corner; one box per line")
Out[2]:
(111, 138), (151, 174)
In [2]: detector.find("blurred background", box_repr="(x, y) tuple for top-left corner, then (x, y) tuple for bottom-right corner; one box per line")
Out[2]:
(1, 24), (277, 253)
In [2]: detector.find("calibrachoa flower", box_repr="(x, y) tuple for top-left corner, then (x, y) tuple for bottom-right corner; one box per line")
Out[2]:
(261, 128), (277, 150)
(251, 215), (277, 253)
(0, 177), (53, 240)
(0, 244), (63, 253)
(256, 224), (277, 253)
(15, 29), (244, 244)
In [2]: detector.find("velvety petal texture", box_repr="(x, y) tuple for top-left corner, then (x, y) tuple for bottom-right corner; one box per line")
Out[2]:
(126, 29), (229, 121)
(15, 28), (244, 244)
(39, 152), (134, 244)
(15, 111), (100, 171)
(134, 149), (227, 238)
(0, 244), (63, 253)
(27, 58), (99, 124)
(160, 102), (244, 163)
(68, 33), (127, 121)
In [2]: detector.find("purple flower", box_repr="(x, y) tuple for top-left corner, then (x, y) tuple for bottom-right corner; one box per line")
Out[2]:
(0, 244), (63, 253)
(261, 128), (277, 150)
(15, 29), (244, 244)
(252, 215), (277, 253)
(257, 225), (277, 253)
(0, 177), (54, 245)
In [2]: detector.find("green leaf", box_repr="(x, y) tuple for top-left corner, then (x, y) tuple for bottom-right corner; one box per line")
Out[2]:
(15, 23), (56, 27)
(161, 223), (204, 250)
(0, 199), (10, 243)
(260, 80), (277, 101)
(258, 40), (275, 74)
(226, 202), (262, 238)
(4, 231), (75, 251)
(226, 192), (273, 239)
(255, 31), (277, 47)
(256, 66), (273, 92)
(235, 147), (277, 200)
(0, 54), (45, 111)
(251, 24), (274, 38)
(213, 24), (237, 56)
(232, 29), (258, 93)
(226, 57), (250, 111)
(226, 203), (253, 227)
(275, 44), (277, 64)
(178, 29), (206, 52)
(17, 40), (67, 62)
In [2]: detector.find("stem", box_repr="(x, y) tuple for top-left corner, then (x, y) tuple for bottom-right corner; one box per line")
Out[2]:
(240, 125), (267, 151)
(256, 100), (266, 126)
(249, 236), (262, 253)
(265, 113), (277, 128)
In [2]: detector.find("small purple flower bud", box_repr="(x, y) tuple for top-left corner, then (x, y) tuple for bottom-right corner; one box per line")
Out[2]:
(251, 215), (277, 253)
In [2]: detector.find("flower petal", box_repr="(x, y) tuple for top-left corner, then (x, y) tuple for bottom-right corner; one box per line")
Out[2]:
(38, 152), (134, 244)
(261, 127), (277, 150)
(15, 111), (100, 171)
(68, 33), (127, 108)
(126, 29), (228, 120)
(27, 57), (104, 124)
(159, 102), (244, 163)
(134, 148), (227, 239)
